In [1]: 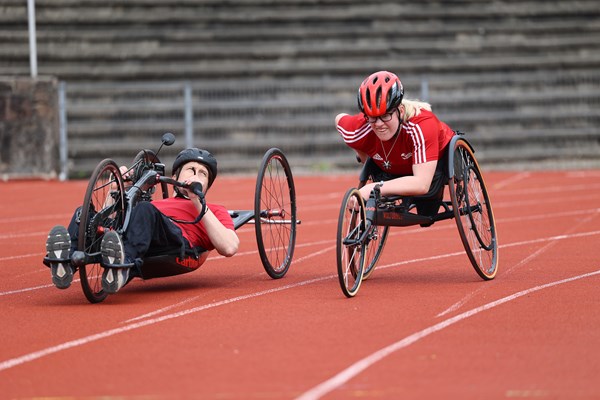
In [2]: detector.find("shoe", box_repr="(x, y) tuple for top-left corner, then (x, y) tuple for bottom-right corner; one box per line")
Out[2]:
(100, 231), (130, 294)
(46, 225), (73, 289)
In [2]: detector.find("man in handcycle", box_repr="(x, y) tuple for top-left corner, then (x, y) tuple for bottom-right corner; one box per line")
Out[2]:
(336, 70), (455, 220)
(44, 148), (240, 294)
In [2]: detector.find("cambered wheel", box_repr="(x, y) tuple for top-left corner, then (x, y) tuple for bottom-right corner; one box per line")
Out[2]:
(449, 139), (498, 280)
(254, 148), (297, 279)
(78, 159), (126, 303)
(336, 188), (367, 298)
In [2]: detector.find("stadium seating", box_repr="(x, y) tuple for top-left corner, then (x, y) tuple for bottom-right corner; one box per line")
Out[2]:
(1, 0), (599, 175)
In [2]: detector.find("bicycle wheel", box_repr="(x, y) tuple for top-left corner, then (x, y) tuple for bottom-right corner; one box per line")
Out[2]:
(78, 159), (126, 303)
(336, 188), (367, 298)
(357, 179), (389, 280)
(449, 139), (498, 280)
(362, 224), (389, 280)
(131, 149), (169, 200)
(254, 148), (297, 279)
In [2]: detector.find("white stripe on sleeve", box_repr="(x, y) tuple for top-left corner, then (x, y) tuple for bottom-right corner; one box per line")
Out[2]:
(406, 122), (427, 163)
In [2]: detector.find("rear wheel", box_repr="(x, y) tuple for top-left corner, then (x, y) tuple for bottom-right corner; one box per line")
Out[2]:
(449, 139), (498, 280)
(78, 159), (126, 303)
(336, 188), (367, 298)
(254, 148), (297, 279)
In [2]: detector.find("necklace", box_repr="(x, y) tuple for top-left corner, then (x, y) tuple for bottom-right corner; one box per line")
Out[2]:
(379, 133), (400, 170)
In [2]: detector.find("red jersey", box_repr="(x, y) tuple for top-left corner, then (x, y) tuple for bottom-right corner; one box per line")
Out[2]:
(337, 109), (455, 175)
(152, 197), (234, 250)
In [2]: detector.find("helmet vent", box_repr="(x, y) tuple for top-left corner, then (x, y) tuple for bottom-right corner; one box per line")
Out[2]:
(375, 87), (382, 109)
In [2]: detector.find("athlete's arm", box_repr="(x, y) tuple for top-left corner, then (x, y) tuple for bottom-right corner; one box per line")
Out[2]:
(194, 201), (239, 257)
(358, 160), (438, 200)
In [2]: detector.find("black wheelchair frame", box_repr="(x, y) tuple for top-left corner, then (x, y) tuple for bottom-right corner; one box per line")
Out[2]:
(51, 134), (298, 303)
(336, 133), (499, 297)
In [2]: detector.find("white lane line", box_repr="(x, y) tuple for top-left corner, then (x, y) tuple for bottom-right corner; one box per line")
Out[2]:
(296, 268), (600, 400)
(0, 275), (334, 373)
(1, 230), (600, 371)
(0, 214), (72, 224)
(0, 283), (56, 297)
(375, 230), (600, 274)
(437, 210), (600, 317)
(492, 171), (531, 190)
(0, 252), (45, 262)
(125, 245), (335, 323)
(0, 232), (49, 240)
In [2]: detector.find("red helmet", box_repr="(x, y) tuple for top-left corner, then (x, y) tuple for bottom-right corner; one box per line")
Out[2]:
(357, 71), (404, 117)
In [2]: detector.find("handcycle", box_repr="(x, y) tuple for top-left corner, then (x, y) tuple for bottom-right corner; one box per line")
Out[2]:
(336, 132), (498, 297)
(46, 133), (298, 303)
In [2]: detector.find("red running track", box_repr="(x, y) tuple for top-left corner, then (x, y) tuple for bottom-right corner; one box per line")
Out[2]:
(1, 170), (600, 399)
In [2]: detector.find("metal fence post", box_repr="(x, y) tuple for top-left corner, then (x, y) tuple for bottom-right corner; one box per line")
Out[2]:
(184, 82), (193, 148)
(27, 0), (38, 78)
(58, 81), (68, 181)
(420, 78), (429, 102)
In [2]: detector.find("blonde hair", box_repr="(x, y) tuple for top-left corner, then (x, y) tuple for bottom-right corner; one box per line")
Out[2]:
(400, 99), (432, 123)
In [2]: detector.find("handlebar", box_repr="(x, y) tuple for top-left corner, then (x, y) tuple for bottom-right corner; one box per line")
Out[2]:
(156, 176), (207, 224)
(157, 176), (203, 197)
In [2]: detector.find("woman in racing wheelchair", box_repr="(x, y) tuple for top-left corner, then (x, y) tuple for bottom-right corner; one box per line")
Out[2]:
(44, 148), (239, 295)
(335, 70), (455, 216)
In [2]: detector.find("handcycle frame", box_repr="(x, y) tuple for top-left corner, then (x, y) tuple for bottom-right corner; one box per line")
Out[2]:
(58, 134), (298, 303)
(336, 133), (498, 297)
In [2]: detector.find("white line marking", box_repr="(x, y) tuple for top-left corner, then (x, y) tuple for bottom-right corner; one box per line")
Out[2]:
(0, 232), (48, 240)
(0, 252), (44, 262)
(1, 224), (599, 371)
(492, 172), (530, 190)
(437, 209), (600, 317)
(125, 245), (335, 323)
(0, 214), (72, 224)
(0, 275), (334, 372)
(0, 283), (56, 297)
(295, 268), (600, 400)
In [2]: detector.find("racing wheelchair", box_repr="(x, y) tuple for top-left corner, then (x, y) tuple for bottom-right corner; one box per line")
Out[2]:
(336, 132), (498, 297)
(46, 133), (298, 303)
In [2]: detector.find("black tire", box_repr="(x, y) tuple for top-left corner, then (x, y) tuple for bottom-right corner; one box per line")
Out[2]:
(78, 160), (126, 303)
(362, 225), (389, 280)
(336, 188), (367, 298)
(254, 148), (297, 279)
(131, 149), (169, 200)
(357, 179), (389, 280)
(449, 139), (498, 280)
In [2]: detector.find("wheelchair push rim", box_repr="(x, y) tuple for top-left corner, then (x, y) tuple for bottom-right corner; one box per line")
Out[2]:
(254, 148), (297, 279)
(336, 188), (367, 298)
(449, 138), (498, 280)
(78, 159), (126, 303)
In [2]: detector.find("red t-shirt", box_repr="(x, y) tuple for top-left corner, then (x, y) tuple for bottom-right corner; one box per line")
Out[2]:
(152, 197), (234, 250)
(337, 109), (455, 175)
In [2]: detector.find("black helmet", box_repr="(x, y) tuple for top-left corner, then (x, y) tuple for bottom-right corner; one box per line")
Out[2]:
(172, 148), (218, 188)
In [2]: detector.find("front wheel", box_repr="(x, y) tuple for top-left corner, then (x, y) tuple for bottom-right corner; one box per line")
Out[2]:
(336, 188), (367, 298)
(358, 178), (389, 280)
(131, 149), (169, 200)
(78, 159), (126, 303)
(449, 139), (498, 280)
(362, 225), (389, 280)
(254, 148), (297, 279)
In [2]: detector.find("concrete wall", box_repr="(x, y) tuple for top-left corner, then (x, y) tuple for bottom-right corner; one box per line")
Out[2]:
(0, 76), (59, 179)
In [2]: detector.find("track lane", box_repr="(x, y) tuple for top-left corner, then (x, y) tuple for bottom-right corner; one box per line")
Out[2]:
(1, 171), (599, 398)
